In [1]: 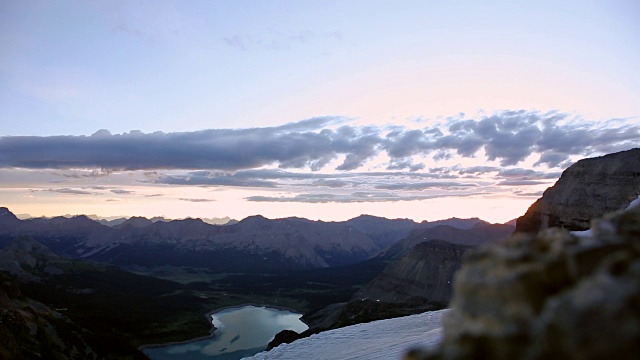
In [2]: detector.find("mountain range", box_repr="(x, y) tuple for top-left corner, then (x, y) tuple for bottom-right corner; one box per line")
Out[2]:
(0, 209), (511, 273)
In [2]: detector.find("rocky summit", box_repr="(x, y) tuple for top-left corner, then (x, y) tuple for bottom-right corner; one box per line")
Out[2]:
(408, 204), (640, 360)
(516, 148), (640, 233)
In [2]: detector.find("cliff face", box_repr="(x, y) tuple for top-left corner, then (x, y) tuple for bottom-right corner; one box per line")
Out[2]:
(409, 202), (640, 360)
(358, 240), (471, 304)
(516, 148), (640, 233)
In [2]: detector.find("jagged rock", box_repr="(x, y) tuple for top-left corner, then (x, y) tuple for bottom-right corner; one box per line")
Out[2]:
(409, 206), (640, 360)
(516, 148), (640, 233)
(267, 329), (303, 350)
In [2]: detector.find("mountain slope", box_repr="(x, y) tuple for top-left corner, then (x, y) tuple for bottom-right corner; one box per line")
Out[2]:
(357, 240), (471, 305)
(0, 272), (110, 360)
(378, 223), (514, 259)
(0, 236), (68, 282)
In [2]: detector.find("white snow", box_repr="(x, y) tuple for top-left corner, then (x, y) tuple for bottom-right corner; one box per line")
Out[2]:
(571, 229), (592, 238)
(572, 195), (640, 238)
(242, 309), (447, 360)
(626, 195), (640, 210)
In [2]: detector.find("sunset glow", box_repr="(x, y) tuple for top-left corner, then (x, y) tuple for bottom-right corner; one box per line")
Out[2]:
(1, 0), (639, 223)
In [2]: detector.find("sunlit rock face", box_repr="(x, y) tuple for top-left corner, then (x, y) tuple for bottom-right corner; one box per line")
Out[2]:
(516, 148), (640, 233)
(408, 205), (640, 360)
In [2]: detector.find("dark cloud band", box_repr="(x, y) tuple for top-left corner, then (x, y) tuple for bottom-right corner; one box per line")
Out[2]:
(1, 112), (637, 172)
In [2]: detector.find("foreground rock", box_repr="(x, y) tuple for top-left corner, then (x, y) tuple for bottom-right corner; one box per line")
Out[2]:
(408, 205), (640, 360)
(516, 148), (640, 233)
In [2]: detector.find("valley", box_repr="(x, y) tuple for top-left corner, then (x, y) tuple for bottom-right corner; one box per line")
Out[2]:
(2, 148), (639, 359)
(0, 207), (510, 359)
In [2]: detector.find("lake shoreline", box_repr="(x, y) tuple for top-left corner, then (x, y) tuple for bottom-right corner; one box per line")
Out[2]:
(138, 303), (308, 351)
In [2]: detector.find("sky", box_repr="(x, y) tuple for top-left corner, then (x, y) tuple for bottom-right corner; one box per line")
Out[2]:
(1, 0), (639, 223)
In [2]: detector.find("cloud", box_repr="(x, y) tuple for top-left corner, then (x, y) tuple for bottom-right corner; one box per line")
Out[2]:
(374, 182), (478, 191)
(387, 157), (425, 171)
(179, 198), (215, 203)
(497, 168), (562, 180)
(55, 169), (113, 178)
(246, 192), (475, 203)
(33, 188), (96, 195)
(513, 190), (545, 197)
(223, 30), (342, 51)
(497, 179), (548, 186)
(311, 179), (352, 188)
(110, 189), (135, 195)
(1, 112), (637, 173)
(458, 166), (500, 175)
(155, 173), (278, 187)
(87, 186), (112, 190)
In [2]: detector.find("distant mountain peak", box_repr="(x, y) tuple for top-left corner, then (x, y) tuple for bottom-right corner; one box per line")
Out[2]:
(0, 207), (20, 225)
(239, 214), (270, 225)
(115, 216), (153, 229)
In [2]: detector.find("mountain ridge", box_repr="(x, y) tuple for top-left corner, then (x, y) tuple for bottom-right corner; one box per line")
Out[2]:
(1, 207), (507, 272)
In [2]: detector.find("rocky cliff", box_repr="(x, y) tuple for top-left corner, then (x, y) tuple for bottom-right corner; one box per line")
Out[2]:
(516, 148), (640, 233)
(408, 202), (640, 360)
(357, 240), (471, 304)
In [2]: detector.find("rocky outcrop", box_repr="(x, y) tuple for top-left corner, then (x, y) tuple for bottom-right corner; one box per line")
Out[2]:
(516, 148), (640, 233)
(267, 329), (302, 350)
(408, 205), (640, 360)
(358, 240), (471, 304)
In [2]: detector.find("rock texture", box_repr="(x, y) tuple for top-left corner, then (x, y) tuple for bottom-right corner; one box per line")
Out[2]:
(358, 240), (471, 304)
(408, 205), (640, 360)
(516, 148), (640, 233)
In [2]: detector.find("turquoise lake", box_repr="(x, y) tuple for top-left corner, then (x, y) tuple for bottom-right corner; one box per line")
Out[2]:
(143, 305), (308, 360)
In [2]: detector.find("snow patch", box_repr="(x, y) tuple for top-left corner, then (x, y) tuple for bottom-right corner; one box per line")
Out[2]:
(571, 229), (592, 238)
(626, 195), (640, 210)
(243, 309), (447, 360)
